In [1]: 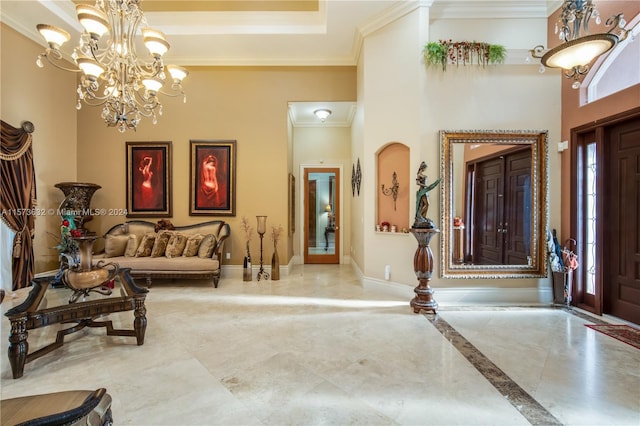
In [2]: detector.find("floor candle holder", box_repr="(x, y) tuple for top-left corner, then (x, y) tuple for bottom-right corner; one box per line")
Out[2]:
(256, 215), (270, 281)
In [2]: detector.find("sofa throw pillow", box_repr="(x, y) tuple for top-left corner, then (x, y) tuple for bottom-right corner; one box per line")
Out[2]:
(104, 234), (129, 258)
(124, 234), (139, 257)
(135, 233), (156, 257)
(183, 234), (204, 257)
(166, 233), (188, 258)
(198, 234), (217, 258)
(151, 231), (172, 257)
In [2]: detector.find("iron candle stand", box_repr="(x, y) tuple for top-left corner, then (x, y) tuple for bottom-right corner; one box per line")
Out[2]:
(256, 215), (270, 281)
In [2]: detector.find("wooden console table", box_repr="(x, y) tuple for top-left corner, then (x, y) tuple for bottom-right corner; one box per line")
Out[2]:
(4, 267), (148, 379)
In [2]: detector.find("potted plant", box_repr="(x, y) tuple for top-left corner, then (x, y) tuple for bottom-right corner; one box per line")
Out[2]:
(423, 40), (506, 70)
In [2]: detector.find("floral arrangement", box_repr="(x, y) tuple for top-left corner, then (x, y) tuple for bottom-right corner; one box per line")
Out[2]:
(271, 224), (284, 246)
(424, 40), (507, 71)
(240, 216), (253, 258)
(55, 215), (81, 255)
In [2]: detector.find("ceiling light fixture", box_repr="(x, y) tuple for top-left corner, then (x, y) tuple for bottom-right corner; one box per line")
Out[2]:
(36, 0), (188, 132)
(314, 109), (332, 122)
(529, 0), (629, 89)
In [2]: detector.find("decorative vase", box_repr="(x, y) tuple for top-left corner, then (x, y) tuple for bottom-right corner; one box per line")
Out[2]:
(243, 254), (252, 282)
(55, 182), (101, 230)
(271, 244), (280, 281)
(63, 235), (117, 299)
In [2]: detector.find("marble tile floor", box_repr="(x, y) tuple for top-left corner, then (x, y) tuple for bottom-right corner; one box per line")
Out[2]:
(1, 264), (639, 425)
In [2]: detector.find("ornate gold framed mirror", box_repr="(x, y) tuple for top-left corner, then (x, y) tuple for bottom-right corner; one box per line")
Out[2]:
(440, 130), (548, 278)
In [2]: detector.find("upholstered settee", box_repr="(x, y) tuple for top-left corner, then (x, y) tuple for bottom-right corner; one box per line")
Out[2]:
(92, 220), (230, 288)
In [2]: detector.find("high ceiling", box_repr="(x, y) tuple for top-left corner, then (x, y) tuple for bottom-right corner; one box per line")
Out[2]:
(1, 0), (558, 125)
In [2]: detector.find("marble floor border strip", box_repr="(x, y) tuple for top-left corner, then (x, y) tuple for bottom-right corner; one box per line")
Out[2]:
(426, 314), (563, 426)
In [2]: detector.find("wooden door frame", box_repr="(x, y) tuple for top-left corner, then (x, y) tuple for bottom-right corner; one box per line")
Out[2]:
(300, 165), (343, 264)
(570, 106), (640, 315)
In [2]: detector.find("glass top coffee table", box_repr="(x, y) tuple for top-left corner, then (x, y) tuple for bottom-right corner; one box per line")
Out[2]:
(4, 266), (148, 379)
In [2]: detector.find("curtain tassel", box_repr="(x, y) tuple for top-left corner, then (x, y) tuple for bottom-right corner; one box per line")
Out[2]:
(12, 233), (22, 258)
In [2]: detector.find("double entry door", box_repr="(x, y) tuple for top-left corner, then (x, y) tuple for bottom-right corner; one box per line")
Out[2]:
(471, 148), (531, 265)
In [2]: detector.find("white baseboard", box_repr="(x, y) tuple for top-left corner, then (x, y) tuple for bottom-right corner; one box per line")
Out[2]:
(224, 260), (554, 306)
(352, 259), (553, 306)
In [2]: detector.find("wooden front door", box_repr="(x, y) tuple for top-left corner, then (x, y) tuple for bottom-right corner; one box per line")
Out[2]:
(504, 149), (532, 265)
(474, 157), (504, 264)
(472, 148), (531, 265)
(604, 119), (640, 324)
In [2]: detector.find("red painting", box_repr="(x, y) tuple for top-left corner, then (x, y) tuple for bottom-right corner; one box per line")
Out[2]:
(190, 140), (236, 216)
(126, 142), (172, 217)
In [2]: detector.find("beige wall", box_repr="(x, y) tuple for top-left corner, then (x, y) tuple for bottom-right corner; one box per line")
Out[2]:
(76, 66), (356, 267)
(356, 6), (562, 297)
(1, 24), (78, 274)
(292, 126), (352, 263)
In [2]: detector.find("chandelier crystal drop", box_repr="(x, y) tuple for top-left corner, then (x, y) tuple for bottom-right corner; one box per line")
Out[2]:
(529, 0), (628, 89)
(36, 0), (188, 132)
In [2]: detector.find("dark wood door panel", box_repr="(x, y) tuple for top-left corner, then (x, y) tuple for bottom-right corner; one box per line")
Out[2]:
(606, 119), (640, 324)
(505, 149), (531, 265)
(474, 157), (503, 264)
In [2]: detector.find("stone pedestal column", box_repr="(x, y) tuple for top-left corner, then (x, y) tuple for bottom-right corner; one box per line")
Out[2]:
(410, 227), (439, 314)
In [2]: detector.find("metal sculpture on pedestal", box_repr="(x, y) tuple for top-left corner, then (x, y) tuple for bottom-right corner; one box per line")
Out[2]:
(410, 162), (441, 314)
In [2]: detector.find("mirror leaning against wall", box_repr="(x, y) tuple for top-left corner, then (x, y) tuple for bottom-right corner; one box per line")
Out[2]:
(440, 130), (549, 278)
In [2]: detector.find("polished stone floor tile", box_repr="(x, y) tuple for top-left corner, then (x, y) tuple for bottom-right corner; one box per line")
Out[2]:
(1, 265), (639, 425)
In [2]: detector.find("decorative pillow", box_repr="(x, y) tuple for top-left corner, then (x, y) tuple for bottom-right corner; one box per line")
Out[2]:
(166, 233), (188, 258)
(135, 233), (156, 257)
(124, 234), (139, 257)
(183, 234), (204, 257)
(151, 231), (172, 257)
(198, 234), (217, 258)
(104, 234), (129, 258)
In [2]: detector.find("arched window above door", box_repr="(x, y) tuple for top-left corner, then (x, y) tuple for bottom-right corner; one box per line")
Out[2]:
(584, 18), (640, 105)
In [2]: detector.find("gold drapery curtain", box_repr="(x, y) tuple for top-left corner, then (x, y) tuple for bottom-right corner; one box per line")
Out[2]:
(1, 120), (36, 290)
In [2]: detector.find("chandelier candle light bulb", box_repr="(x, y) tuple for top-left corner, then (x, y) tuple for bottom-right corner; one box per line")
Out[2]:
(36, 0), (188, 132)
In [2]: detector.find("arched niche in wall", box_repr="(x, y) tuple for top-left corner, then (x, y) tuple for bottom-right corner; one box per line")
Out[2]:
(376, 143), (410, 232)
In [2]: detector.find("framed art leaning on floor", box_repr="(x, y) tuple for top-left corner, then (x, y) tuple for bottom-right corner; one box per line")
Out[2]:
(126, 141), (172, 218)
(189, 139), (236, 216)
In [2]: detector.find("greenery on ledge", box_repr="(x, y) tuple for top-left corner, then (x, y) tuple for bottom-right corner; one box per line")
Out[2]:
(423, 40), (507, 71)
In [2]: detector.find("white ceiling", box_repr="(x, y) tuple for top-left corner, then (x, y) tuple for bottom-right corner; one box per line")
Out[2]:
(1, 1), (559, 126)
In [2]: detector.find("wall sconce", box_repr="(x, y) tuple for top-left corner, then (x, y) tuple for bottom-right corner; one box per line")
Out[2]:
(314, 109), (332, 122)
(381, 171), (399, 210)
(324, 204), (332, 213)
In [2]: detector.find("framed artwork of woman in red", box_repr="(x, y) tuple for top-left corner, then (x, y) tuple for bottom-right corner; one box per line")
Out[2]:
(189, 140), (236, 216)
(126, 141), (172, 217)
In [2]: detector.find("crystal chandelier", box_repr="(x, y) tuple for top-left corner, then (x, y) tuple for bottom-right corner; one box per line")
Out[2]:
(530, 0), (629, 89)
(36, 0), (188, 132)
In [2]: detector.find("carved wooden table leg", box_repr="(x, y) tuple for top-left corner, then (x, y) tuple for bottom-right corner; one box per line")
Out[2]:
(410, 227), (439, 314)
(133, 298), (147, 345)
(8, 317), (28, 379)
